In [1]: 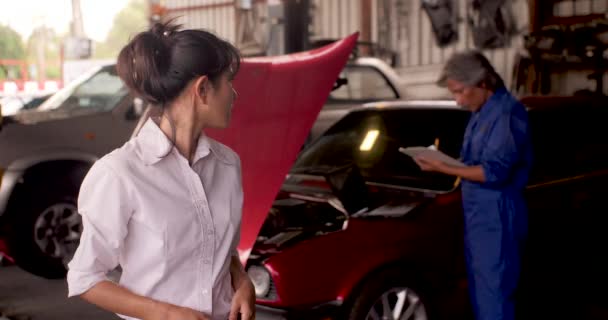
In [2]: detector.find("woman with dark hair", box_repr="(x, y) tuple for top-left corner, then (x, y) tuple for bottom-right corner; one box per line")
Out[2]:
(66, 21), (255, 320)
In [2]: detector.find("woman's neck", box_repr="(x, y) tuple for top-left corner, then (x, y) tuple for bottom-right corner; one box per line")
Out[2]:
(159, 101), (205, 164)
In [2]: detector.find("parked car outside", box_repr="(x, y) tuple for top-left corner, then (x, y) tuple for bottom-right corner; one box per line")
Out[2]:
(0, 63), (144, 278)
(249, 96), (608, 320)
(21, 94), (52, 111)
(0, 92), (52, 116)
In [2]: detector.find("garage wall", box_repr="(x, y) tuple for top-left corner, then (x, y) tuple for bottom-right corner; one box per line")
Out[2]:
(309, 0), (364, 41)
(158, 0), (530, 98)
(307, 0), (529, 98)
(395, 0), (530, 98)
(161, 0), (238, 43)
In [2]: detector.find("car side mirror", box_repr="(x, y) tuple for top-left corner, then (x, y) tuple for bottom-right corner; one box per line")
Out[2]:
(125, 97), (145, 121)
(332, 77), (348, 91)
(324, 164), (370, 215)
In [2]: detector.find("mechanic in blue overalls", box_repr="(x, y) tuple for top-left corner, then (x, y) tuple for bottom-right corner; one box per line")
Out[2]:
(414, 50), (533, 320)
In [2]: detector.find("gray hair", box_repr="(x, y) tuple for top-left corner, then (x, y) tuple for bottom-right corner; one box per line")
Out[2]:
(437, 50), (504, 91)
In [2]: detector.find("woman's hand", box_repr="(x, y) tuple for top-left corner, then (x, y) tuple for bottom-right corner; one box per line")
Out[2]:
(414, 156), (487, 182)
(148, 302), (210, 320)
(229, 277), (256, 320)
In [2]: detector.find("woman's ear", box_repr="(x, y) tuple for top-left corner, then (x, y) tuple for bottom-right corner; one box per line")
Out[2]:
(194, 75), (209, 103)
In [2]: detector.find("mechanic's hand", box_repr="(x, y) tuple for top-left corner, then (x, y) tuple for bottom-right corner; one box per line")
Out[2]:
(414, 156), (445, 172)
(148, 302), (210, 320)
(229, 278), (256, 320)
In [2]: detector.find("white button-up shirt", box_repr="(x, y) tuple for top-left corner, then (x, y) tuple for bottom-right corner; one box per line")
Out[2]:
(67, 118), (243, 320)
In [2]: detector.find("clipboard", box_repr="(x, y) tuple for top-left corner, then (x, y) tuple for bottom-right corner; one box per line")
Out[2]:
(398, 146), (465, 167)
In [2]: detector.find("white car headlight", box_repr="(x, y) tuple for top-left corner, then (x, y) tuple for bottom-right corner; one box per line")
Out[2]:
(247, 265), (271, 298)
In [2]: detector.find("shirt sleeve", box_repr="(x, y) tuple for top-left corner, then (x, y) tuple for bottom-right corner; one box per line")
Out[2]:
(231, 226), (241, 258)
(231, 158), (243, 258)
(66, 160), (133, 297)
(480, 108), (529, 188)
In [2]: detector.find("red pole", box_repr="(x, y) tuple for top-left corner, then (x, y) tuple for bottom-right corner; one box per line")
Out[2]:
(20, 60), (27, 82)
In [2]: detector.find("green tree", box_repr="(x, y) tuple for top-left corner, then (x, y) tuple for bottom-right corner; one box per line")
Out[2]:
(94, 0), (148, 59)
(26, 26), (62, 80)
(0, 24), (26, 79)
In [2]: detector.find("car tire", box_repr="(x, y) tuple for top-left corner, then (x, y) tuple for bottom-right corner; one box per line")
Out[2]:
(346, 268), (433, 320)
(5, 169), (85, 279)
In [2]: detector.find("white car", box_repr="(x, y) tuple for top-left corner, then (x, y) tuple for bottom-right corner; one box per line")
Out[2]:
(0, 93), (54, 116)
(305, 57), (406, 147)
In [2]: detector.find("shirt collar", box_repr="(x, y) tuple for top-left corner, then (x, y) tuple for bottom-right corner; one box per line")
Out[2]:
(475, 87), (509, 119)
(134, 118), (235, 166)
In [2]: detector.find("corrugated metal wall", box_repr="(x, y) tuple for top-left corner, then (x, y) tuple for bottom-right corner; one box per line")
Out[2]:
(163, 0), (237, 43)
(403, 0), (530, 97)
(307, 0), (528, 97)
(401, 0), (527, 86)
(309, 0), (526, 66)
(160, 0), (529, 97)
(310, 0), (363, 41)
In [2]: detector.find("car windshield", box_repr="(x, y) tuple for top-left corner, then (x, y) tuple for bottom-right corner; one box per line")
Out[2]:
(38, 65), (128, 112)
(292, 107), (470, 191)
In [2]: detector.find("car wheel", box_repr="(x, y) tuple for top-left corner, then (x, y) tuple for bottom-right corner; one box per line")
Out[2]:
(347, 268), (431, 320)
(5, 172), (84, 279)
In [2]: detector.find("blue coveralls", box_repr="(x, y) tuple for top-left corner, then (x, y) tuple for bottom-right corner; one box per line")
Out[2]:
(460, 87), (533, 320)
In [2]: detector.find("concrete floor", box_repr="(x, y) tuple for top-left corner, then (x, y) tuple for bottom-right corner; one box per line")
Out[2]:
(3, 261), (607, 320)
(0, 265), (119, 320)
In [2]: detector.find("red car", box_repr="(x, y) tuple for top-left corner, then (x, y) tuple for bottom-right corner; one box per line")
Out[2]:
(250, 103), (472, 320)
(248, 96), (608, 320)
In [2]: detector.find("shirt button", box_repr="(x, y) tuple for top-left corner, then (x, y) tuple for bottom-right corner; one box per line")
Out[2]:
(202, 289), (208, 295)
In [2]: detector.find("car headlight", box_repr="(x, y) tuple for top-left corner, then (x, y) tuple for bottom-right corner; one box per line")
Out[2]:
(247, 265), (271, 298)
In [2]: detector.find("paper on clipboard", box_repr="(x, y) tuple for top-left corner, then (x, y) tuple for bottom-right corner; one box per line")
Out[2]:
(399, 146), (465, 167)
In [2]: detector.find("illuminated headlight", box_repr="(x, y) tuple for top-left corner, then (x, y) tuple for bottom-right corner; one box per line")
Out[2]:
(247, 265), (271, 298)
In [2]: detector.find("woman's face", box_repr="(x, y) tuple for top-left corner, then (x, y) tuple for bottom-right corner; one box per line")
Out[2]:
(204, 70), (237, 129)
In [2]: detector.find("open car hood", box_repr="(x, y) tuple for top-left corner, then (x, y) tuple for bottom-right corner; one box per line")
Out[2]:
(204, 34), (358, 262)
